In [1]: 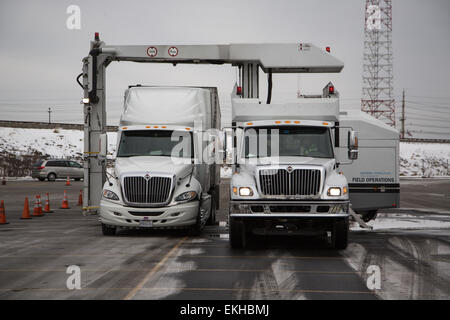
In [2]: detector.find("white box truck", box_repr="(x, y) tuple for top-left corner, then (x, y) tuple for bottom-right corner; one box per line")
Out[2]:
(228, 85), (399, 249)
(99, 86), (221, 235)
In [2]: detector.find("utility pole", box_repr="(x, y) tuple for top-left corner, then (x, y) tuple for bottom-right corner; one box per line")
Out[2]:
(401, 90), (405, 139)
(48, 107), (52, 125)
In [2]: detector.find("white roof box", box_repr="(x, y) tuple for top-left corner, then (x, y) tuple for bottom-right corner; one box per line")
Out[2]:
(120, 86), (211, 128)
(232, 98), (340, 123)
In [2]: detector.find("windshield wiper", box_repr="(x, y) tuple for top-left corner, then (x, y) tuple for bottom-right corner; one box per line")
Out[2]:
(117, 154), (142, 157)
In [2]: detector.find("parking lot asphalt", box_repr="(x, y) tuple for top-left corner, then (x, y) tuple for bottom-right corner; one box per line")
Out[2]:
(0, 178), (449, 300)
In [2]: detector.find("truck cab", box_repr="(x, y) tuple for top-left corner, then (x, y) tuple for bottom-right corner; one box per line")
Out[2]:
(99, 86), (221, 235)
(228, 88), (358, 249)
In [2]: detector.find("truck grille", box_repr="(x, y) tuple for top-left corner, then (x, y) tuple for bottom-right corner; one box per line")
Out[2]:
(259, 169), (321, 196)
(123, 176), (172, 205)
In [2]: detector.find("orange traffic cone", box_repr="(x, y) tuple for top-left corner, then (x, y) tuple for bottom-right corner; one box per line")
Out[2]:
(0, 200), (8, 224)
(21, 197), (32, 219)
(61, 190), (70, 209)
(65, 176), (71, 186)
(33, 195), (44, 217)
(43, 193), (53, 213)
(77, 190), (83, 206)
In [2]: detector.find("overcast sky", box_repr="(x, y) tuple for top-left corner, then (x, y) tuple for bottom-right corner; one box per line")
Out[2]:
(0, 0), (449, 138)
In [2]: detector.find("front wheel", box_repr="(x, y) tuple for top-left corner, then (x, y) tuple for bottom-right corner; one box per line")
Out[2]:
(229, 217), (246, 249)
(332, 218), (349, 250)
(206, 198), (216, 226)
(188, 209), (205, 236)
(47, 173), (56, 182)
(102, 223), (116, 236)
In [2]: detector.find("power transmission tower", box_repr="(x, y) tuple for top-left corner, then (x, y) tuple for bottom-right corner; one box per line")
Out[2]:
(361, 0), (395, 127)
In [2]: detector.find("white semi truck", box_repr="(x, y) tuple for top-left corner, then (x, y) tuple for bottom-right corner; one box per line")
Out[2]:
(228, 85), (399, 249)
(99, 86), (221, 235)
(80, 35), (398, 245)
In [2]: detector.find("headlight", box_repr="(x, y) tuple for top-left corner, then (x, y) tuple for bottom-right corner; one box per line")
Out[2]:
(103, 189), (119, 201)
(327, 187), (342, 196)
(175, 191), (197, 202)
(239, 187), (253, 196)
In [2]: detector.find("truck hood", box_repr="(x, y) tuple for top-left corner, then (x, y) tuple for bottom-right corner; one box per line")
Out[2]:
(115, 156), (192, 179)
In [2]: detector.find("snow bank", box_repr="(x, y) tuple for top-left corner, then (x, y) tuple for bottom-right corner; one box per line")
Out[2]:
(1, 127), (449, 177)
(0, 127), (117, 160)
(400, 142), (450, 177)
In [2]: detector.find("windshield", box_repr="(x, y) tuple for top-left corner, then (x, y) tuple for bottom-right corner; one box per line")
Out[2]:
(244, 126), (334, 158)
(117, 130), (192, 158)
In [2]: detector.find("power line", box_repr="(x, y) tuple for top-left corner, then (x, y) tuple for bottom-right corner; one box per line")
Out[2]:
(407, 116), (450, 122)
(407, 123), (450, 130)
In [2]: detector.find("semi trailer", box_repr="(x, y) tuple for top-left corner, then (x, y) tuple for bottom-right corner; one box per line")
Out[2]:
(99, 86), (221, 235)
(228, 85), (399, 249)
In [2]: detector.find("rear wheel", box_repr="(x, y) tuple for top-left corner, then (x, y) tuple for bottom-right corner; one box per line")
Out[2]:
(333, 218), (349, 250)
(47, 173), (56, 182)
(229, 217), (246, 249)
(101, 223), (116, 236)
(361, 210), (378, 222)
(74, 178), (81, 181)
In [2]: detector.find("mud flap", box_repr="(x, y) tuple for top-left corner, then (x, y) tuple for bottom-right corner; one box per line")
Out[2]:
(349, 206), (373, 230)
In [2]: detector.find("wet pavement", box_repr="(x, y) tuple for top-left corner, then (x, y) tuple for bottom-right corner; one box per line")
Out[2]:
(0, 178), (449, 299)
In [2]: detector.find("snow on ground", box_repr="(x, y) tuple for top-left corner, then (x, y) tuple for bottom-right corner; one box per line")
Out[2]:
(351, 212), (450, 231)
(1, 127), (449, 177)
(400, 142), (450, 177)
(0, 127), (117, 160)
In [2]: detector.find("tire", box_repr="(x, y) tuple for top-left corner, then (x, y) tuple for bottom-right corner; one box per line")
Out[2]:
(102, 223), (116, 236)
(188, 209), (204, 236)
(229, 217), (246, 249)
(333, 218), (349, 250)
(206, 198), (216, 226)
(47, 173), (56, 182)
(74, 178), (81, 181)
(362, 210), (378, 222)
(38, 177), (45, 181)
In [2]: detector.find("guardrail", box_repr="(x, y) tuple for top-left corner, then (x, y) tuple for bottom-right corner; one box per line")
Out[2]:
(400, 138), (450, 144)
(0, 120), (118, 132)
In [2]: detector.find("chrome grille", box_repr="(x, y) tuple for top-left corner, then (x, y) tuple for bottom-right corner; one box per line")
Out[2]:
(123, 176), (172, 205)
(259, 169), (321, 196)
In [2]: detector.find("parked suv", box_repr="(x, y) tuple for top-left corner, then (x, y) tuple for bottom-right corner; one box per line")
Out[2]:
(32, 159), (83, 181)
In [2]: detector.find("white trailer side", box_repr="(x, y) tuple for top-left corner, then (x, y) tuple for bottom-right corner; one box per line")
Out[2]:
(338, 110), (400, 213)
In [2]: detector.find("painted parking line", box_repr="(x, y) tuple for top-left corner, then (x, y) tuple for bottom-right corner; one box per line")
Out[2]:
(0, 286), (377, 296)
(178, 255), (346, 260)
(123, 236), (188, 300)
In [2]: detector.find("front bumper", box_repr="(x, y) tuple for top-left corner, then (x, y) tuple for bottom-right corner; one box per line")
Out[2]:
(100, 199), (199, 228)
(229, 200), (349, 218)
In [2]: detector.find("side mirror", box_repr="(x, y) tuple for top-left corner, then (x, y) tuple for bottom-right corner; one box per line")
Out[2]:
(223, 127), (233, 164)
(99, 133), (108, 158)
(348, 130), (358, 160)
